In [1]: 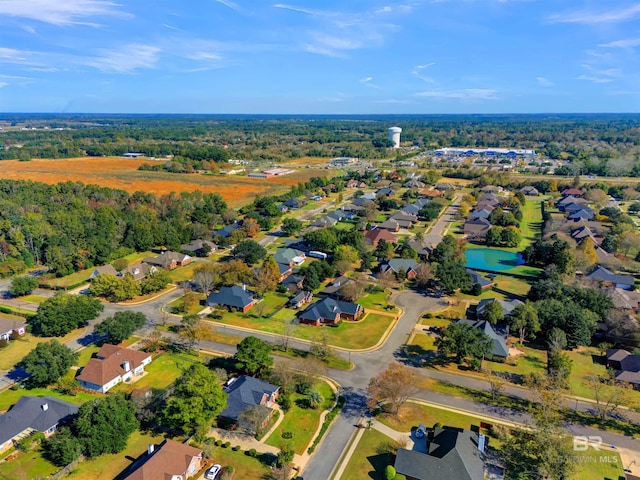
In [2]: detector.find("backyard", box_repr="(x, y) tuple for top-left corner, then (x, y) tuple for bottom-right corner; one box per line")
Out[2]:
(0, 328), (87, 370)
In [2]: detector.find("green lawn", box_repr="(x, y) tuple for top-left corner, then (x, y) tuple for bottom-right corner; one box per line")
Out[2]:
(66, 430), (164, 480)
(518, 197), (544, 249)
(266, 380), (335, 454)
(571, 450), (626, 480)
(456, 274), (531, 302)
(0, 329), (86, 370)
(167, 262), (199, 283)
(166, 293), (206, 315)
(357, 290), (397, 313)
(203, 445), (270, 479)
(74, 344), (101, 368)
(339, 428), (397, 480)
(44, 268), (93, 288)
(376, 402), (490, 434)
(0, 445), (58, 479)
(20, 295), (48, 304)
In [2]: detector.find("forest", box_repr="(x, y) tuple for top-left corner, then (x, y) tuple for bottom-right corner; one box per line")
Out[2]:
(1, 114), (638, 175)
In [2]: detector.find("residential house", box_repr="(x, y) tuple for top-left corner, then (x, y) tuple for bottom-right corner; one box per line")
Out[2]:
(467, 270), (493, 289)
(280, 274), (304, 292)
(375, 179), (392, 188)
(121, 439), (203, 480)
(299, 297), (364, 325)
(404, 179), (426, 189)
(273, 248), (306, 267)
(586, 266), (635, 290)
(390, 210), (418, 227)
(120, 263), (156, 281)
(321, 275), (352, 298)
(346, 179), (367, 188)
(435, 182), (456, 191)
(557, 195), (588, 211)
(275, 263), (293, 283)
(463, 218), (491, 240)
(326, 210), (344, 222)
(469, 208), (492, 220)
(364, 228), (398, 247)
(605, 288), (640, 312)
(0, 396), (79, 453)
(568, 209), (595, 222)
(379, 258), (419, 279)
(352, 195), (376, 206)
(284, 198), (303, 209)
(477, 298), (524, 318)
(419, 189), (444, 198)
(288, 291), (313, 309)
(561, 188), (584, 197)
(480, 185), (503, 193)
(89, 264), (118, 280)
(571, 225), (597, 243)
(207, 285), (257, 312)
(0, 318), (27, 341)
(376, 187), (395, 197)
(606, 349), (640, 390)
(402, 199), (429, 216)
(311, 216), (338, 228)
(520, 186), (540, 196)
(214, 223), (240, 238)
(477, 193), (502, 205)
(219, 376), (280, 428)
(474, 201), (498, 211)
(77, 344), (152, 393)
(401, 240), (432, 261)
(180, 239), (217, 256)
(378, 219), (401, 232)
(143, 251), (192, 270)
(460, 320), (510, 358)
(394, 427), (486, 480)
(342, 203), (366, 214)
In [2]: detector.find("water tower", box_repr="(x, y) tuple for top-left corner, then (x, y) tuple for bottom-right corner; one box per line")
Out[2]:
(388, 126), (402, 148)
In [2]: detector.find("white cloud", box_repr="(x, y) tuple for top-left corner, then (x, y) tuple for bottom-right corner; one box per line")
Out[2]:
(360, 77), (373, 83)
(0, 47), (30, 61)
(375, 6), (392, 14)
(416, 88), (499, 100)
(22, 25), (37, 34)
(0, 0), (131, 26)
(577, 75), (613, 83)
(214, 0), (240, 12)
(582, 64), (622, 77)
(536, 77), (554, 86)
(0, 82), (8, 88)
(162, 23), (182, 31)
(415, 63), (436, 70)
(273, 3), (329, 16)
(548, 4), (640, 25)
(83, 44), (160, 73)
(598, 38), (640, 48)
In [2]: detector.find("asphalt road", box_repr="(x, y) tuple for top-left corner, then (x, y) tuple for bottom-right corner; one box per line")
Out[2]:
(422, 193), (462, 247)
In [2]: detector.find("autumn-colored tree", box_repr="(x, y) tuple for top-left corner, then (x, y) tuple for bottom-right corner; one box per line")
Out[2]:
(585, 188), (608, 209)
(334, 245), (360, 264)
(253, 256), (280, 295)
(578, 237), (598, 266)
(367, 363), (418, 415)
(180, 314), (215, 355)
(414, 263), (434, 289)
(242, 218), (261, 237)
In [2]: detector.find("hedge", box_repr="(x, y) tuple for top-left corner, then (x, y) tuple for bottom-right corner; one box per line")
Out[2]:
(307, 395), (345, 454)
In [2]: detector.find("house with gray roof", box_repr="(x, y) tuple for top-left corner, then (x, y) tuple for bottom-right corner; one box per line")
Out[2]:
(283, 198), (304, 209)
(401, 240), (432, 260)
(586, 266), (635, 290)
(0, 318), (27, 341)
(376, 187), (395, 196)
(143, 251), (192, 270)
(273, 248), (306, 267)
(288, 291), (312, 309)
(404, 179), (426, 189)
(568, 208), (595, 222)
(0, 396), (79, 453)
(299, 297), (363, 326)
(321, 275), (352, 298)
(311, 216), (338, 228)
(469, 208), (492, 220)
(181, 239), (217, 256)
(379, 258), (419, 279)
(207, 285), (257, 312)
(606, 349), (640, 390)
(463, 218), (491, 240)
(460, 320), (510, 358)
(120, 262), (156, 281)
(467, 269), (493, 289)
(477, 298), (524, 318)
(394, 427), (486, 480)
(378, 219), (400, 232)
(90, 264), (118, 280)
(557, 195), (588, 211)
(219, 376), (280, 429)
(520, 186), (539, 196)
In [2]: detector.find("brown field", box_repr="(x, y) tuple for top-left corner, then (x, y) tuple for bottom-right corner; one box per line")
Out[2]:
(0, 157), (329, 207)
(283, 156), (331, 166)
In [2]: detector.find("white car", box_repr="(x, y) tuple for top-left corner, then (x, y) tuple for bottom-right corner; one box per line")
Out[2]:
(205, 464), (221, 480)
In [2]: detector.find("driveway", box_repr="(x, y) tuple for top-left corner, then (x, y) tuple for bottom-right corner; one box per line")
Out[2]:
(422, 193), (462, 247)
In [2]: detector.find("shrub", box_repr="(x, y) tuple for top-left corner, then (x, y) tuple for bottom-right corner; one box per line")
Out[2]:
(423, 313), (433, 319)
(0, 306), (12, 314)
(246, 448), (257, 457)
(232, 445), (240, 451)
(296, 380), (311, 395)
(434, 422), (443, 429)
(222, 442), (231, 448)
(385, 465), (396, 480)
(278, 394), (292, 412)
(0, 339), (8, 349)
(215, 440), (222, 446)
(281, 431), (293, 439)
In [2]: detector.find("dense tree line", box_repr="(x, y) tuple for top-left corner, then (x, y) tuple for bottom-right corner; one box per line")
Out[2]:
(0, 179), (227, 277)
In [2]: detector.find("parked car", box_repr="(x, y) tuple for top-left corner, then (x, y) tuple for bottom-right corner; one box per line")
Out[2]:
(205, 464), (221, 480)
(415, 424), (426, 439)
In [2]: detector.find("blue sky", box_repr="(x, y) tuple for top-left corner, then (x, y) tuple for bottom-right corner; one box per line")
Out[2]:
(1, 0), (639, 113)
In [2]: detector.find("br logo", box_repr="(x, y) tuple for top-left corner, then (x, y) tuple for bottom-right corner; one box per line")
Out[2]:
(573, 435), (603, 451)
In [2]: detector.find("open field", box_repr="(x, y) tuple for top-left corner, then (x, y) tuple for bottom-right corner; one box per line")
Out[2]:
(0, 157), (330, 207)
(0, 329), (86, 370)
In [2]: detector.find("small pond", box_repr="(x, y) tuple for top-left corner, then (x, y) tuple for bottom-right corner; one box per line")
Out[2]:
(465, 248), (524, 272)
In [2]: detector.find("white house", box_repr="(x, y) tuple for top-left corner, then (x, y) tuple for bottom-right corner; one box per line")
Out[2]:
(77, 344), (152, 393)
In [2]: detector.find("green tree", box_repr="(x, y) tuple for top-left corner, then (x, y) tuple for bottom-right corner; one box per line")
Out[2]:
(374, 240), (395, 260)
(308, 390), (323, 409)
(89, 273), (120, 298)
(334, 245), (360, 264)
(21, 340), (78, 387)
(235, 336), (274, 376)
(501, 226), (521, 247)
(43, 427), (83, 467)
(435, 261), (472, 293)
(304, 228), (338, 252)
(435, 321), (492, 364)
(140, 268), (172, 294)
(507, 302), (540, 344)
(233, 240), (267, 265)
(163, 363), (227, 434)
(281, 218), (303, 236)
(32, 293), (103, 336)
(430, 235), (460, 263)
(277, 444), (295, 468)
(384, 465), (397, 480)
(547, 347), (572, 388)
(74, 395), (139, 458)
(9, 275), (39, 297)
(94, 311), (147, 344)
(486, 226), (503, 246)
(482, 301), (504, 324)
(112, 273), (142, 301)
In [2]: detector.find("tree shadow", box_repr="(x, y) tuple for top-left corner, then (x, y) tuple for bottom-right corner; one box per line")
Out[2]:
(365, 453), (394, 480)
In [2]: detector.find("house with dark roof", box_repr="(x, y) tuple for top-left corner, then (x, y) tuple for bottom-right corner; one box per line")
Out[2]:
(321, 275), (352, 298)
(571, 225), (596, 242)
(586, 266), (635, 290)
(463, 218), (491, 240)
(288, 291), (313, 309)
(378, 219), (400, 232)
(435, 182), (456, 191)
(0, 318), (26, 341)
(77, 344), (152, 393)
(273, 248), (306, 267)
(404, 179), (426, 189)
(379, 258), (419, 279)
(606, 349), (640, 390)
(214, 223), (240, 238)
(219, 376), (280, 428)
(311, 216), (338, 228)
(121, 439), (203, 480)
(180, 239), (217, 256)
(460, 320), (510, 358)
(477, 298), (524, 318)
(390, 210), (418, 226)
(364, 228), (398, 246)
(299, 297), (364, 325)
(568, 208), (594, 222)
(557, 195), (588, 211)
(401, 240), (432, 261)
(467, 269), (493, 289)
(143, 251), (192, 270)
(0, 396), (79, 453)
(207, 285), (257, 312)
(280, 274), (304, 292)
(520, 186), (540, 196)
(394, 427), (486, 480)
(90, 264), (118, 280)
(469, 208), (492, 220)
(283, 198), (303, 209)
(561, 188), (584, 197)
